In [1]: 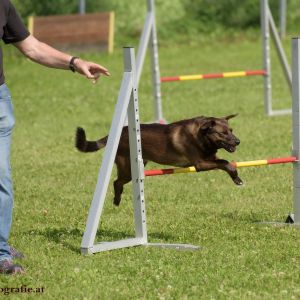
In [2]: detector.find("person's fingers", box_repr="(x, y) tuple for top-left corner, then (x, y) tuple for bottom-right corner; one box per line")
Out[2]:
(90, 72), (101, 84)
(82, 69), (101, 84)
(89, 63), (110, 76)
(74, 60), (110, 82)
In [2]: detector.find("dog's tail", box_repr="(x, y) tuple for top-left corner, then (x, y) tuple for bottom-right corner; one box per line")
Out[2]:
(75, 127), (107, 153)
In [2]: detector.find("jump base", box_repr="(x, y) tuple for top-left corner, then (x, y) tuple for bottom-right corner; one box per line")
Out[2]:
(269, 108), (292, 116)
(145, 243), (200, 251)
(81, 240), (200, 254)
(256, 214), (300, 226)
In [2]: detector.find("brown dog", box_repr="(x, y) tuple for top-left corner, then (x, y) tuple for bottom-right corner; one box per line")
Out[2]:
(76, 115), (242, 206)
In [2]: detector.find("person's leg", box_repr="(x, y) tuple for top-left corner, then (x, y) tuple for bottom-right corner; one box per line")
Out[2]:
(0, 84), (15, 263)
(0, 84), (24, 274)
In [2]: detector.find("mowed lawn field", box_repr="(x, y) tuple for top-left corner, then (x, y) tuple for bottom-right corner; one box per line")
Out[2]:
(2, 36), (300, 299)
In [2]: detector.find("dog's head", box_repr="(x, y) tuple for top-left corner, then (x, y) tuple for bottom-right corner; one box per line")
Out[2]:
(199, 114), (240, 153)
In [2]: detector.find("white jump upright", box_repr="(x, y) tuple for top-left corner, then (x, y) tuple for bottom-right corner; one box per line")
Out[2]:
(136, 0), (164, 123)
(287, 38), (300, 224)
(260, 0), (292, 116)
(81, 48), (147, 254)
(81, 47), (199, 254)
(279, 0), (287, 39)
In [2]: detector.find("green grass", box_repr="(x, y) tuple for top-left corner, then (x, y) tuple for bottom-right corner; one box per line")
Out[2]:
(1, 35), (300, 299)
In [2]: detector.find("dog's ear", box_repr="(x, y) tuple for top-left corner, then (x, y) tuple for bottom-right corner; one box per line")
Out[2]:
(201, 119), (216, 132)
(224, 114), (238, 120)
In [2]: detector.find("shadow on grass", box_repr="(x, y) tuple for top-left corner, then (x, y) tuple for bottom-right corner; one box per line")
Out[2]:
(217, 211), (288, 223)
(24, 227), (175, 254)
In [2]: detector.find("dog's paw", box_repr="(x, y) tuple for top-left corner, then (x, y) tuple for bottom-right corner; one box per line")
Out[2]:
(233, 177), (243, 186)
(113, 197), (121, 206)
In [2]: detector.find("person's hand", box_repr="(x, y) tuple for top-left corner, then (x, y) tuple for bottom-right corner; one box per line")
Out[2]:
(74, 58), (110, 83)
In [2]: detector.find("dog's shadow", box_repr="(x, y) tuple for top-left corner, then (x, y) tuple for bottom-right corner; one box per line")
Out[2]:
(25, 227), (175, 254)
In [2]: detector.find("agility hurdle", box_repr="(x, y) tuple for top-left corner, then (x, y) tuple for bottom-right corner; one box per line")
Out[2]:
(146, 38), (300, 224)
(144, 157), (297, 177)
(161, 70), (267, 83)
(80, 38), (300, 256)
(145, 39), (300, 224)
(139, 0), (292, 118)
(80, 47), (199, 255)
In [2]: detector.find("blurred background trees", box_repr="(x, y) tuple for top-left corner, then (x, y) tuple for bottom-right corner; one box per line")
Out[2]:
(11, 0), (300, 41)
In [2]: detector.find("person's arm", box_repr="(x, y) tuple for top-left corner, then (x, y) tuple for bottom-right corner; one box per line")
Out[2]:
(13, 35), (110, 82)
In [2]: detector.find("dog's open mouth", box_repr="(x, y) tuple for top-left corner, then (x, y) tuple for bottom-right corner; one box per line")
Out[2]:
(220, 142), (236, 153)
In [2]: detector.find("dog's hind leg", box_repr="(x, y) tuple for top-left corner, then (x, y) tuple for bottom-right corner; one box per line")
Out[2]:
(113, 158), (148, 206)
(113, 156), (132, 206)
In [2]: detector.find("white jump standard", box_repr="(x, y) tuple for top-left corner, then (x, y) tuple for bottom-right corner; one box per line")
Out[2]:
(136, 0), (164, 123)
(261, 0), (292, 116)
(287, 38), (300, 224)
(80, 48), (199, 255)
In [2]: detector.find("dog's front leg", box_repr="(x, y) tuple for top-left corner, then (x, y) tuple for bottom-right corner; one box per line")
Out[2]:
(195, 160), (243, 185)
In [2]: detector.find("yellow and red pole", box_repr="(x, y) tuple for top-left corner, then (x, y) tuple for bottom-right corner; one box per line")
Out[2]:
(161, 69), (267, 83)
(144, 156), (297, 177)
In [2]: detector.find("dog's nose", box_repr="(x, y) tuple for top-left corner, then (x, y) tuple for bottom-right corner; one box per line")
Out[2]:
(235, 139), (240, 145)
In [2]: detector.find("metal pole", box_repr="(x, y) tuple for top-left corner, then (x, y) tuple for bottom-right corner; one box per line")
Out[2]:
(81, 49), (136, 254)
(79, 0), (86, 15)
(279, 0), (286, 39)
(136, 12), (154, 85)
(268, 6), (292, 92)
(126, 48), (148, 241)
(148, 0), (164, 122)
(292, 38), (300, 224)
(80, 47), (199, 254)
(261, 0), (272, 116)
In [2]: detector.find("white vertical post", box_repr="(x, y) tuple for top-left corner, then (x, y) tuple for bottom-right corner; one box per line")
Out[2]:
(292, 38), (300, 224)
(79, 0), (86, 15)
(261, 0), (272, 116)
(148, 0), (164, 123)
(136, 11), (154, 85)
(81, 48), (138, 254)
(279, 0), (286, 39)
(268, 6), (292, 92)
(80, 47), (199, 254)
(126, 49), (148, 241)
